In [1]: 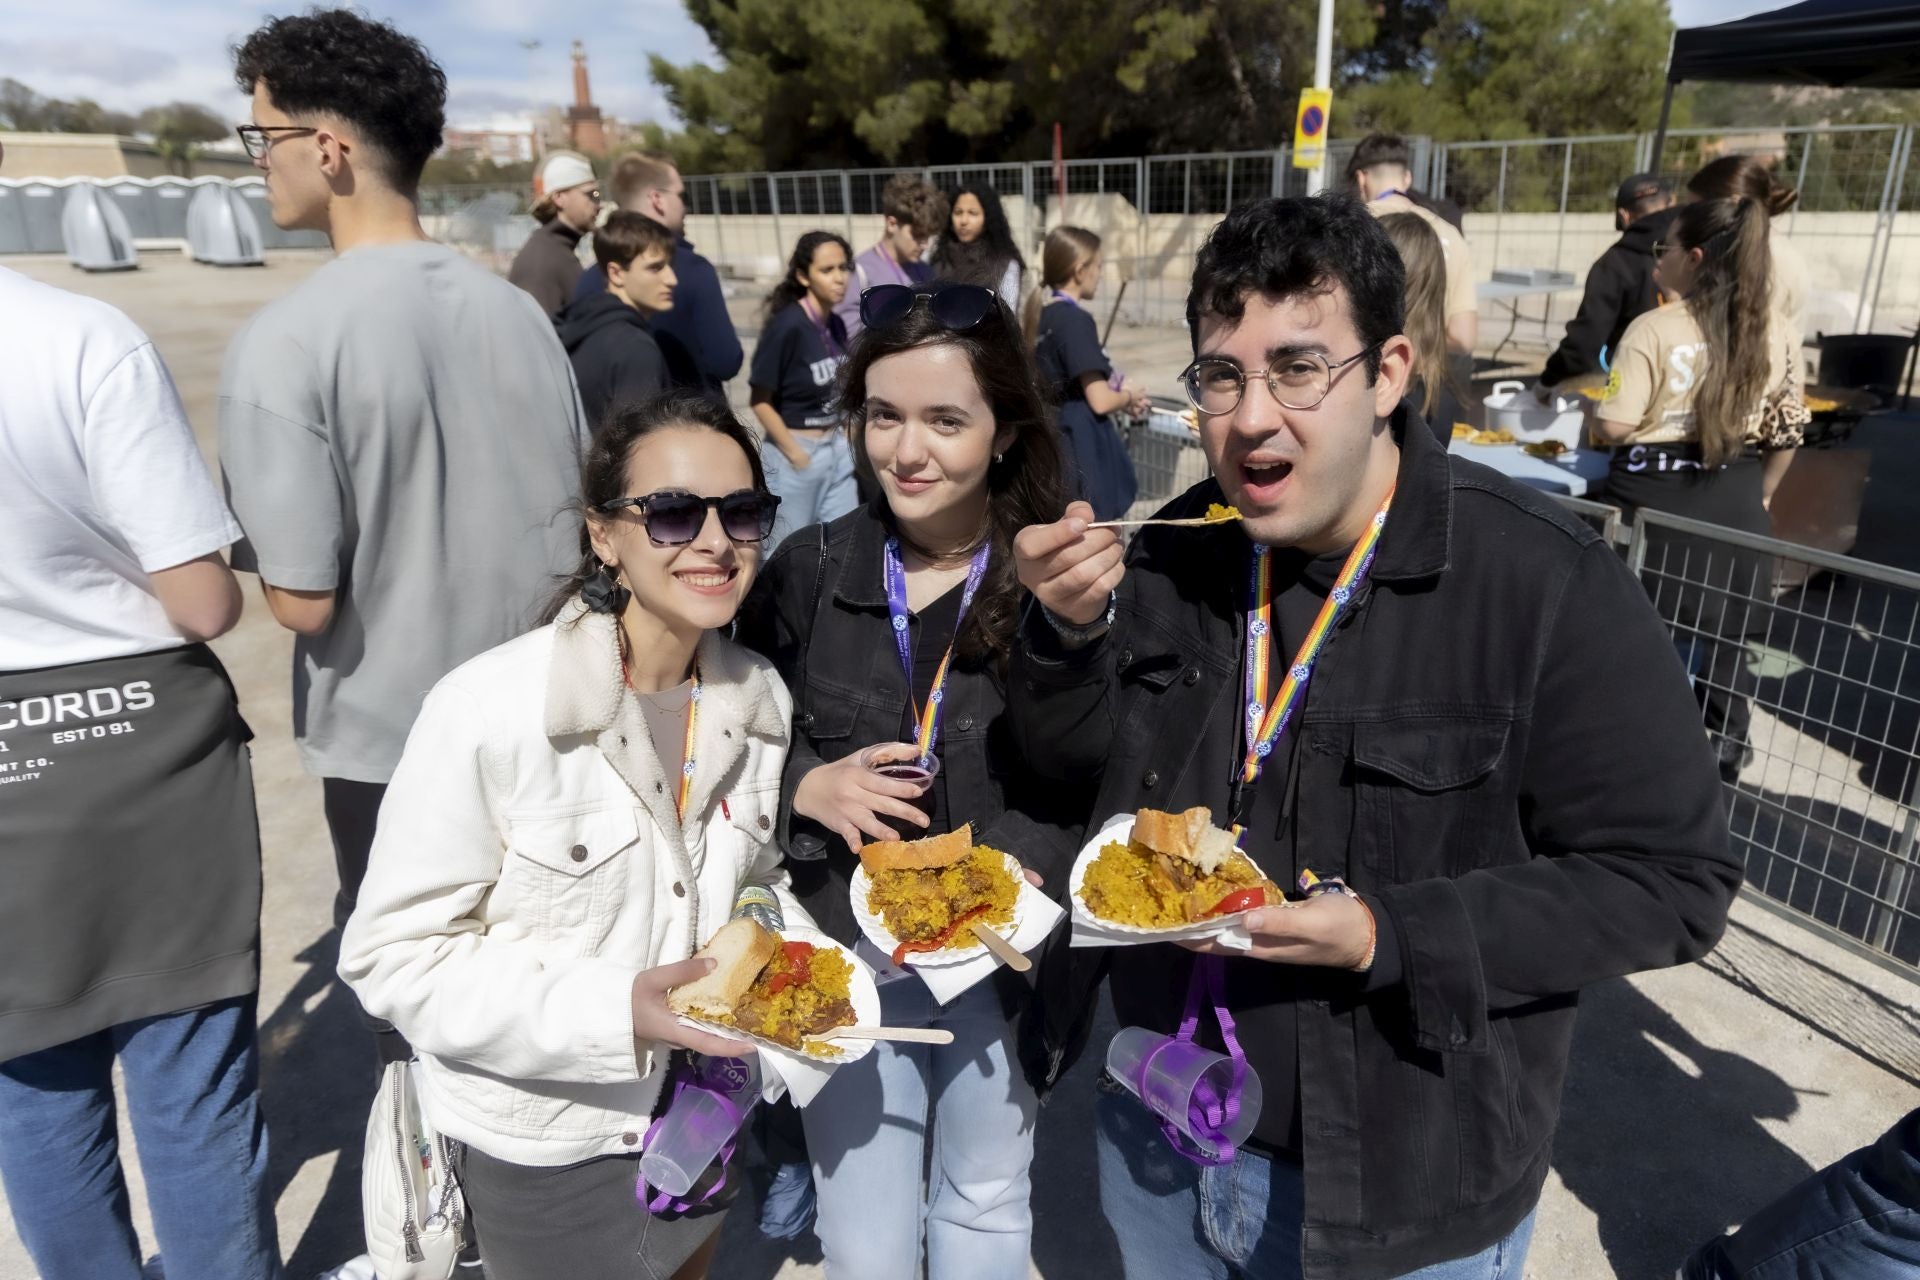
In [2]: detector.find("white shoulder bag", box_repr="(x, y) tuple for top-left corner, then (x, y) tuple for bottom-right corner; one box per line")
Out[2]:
(362, 1059), (465, 1279)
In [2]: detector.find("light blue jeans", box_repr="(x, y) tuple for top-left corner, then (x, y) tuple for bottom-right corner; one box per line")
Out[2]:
(801, 977), (1038, 1280)
(763, 431), (858, 552)
(1095, 1080), (1536, 1279)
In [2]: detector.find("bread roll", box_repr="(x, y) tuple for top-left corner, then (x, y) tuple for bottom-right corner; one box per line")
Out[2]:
(667, 918), (779, 1019)
(1131, 807), (1239, 875)
(857, 823), (973, 874)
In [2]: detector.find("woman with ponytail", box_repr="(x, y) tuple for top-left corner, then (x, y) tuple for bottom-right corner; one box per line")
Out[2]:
(1590, 196), (1805, 780)
(1689, 154), (1810, 341)
(1025, 225), (1144, 519)
(752, 230), (856, 550)
(341, 392), (805, 1280)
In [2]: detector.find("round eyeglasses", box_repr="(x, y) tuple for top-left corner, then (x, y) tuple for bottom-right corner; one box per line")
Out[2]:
(1180, 343), (1384, 415)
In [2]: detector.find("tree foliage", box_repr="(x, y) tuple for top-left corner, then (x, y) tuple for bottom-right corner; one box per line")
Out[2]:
(0, 79), (141, 135)
(647, 0), (1680, 170)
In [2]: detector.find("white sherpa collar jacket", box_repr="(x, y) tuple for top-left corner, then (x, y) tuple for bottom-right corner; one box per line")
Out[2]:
(339, 600), (801, 1166)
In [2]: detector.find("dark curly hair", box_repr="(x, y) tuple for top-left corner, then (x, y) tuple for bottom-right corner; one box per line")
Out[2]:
(762, 230), (853, 320)
(838, 280), (1067, 668)
(931, 183), (1025, 293)
(1186, 194), (1404, 383)
(234, 9), (447, 194)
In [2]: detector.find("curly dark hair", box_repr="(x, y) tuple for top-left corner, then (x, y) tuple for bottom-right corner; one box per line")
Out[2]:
(762, 230), (853, 320)
(1186, 194), (1404, 383)
(838, 280), (1067, 668)
(931, 183), (1025, 293)
(234, 9), (447, 193)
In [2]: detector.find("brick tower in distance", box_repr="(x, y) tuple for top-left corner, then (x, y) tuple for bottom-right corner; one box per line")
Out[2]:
(567, 40), (607, 157)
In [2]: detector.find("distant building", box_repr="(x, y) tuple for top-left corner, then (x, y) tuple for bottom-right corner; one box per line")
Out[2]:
(567, 41), (608, 157)
(442, 120), (541, 166)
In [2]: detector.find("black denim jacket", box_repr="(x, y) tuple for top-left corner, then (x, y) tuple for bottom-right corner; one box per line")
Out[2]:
(736, 505), (1091, 1074)
(1009, 410), (1741, 1279)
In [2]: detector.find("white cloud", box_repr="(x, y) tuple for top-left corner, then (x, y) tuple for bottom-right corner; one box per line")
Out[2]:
(0, 0), (712, 127)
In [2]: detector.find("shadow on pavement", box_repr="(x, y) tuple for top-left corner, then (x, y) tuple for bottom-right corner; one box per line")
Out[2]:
(1552, 978), (1814, 1279)
(258, 929), (373, 1278)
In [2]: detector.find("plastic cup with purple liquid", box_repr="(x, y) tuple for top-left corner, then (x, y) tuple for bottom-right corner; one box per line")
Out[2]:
(858, 743), (941, 793)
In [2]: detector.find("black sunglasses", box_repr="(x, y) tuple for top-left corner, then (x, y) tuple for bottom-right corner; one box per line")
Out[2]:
(858, 283), (998, 333)
(596, 489), (780, 545)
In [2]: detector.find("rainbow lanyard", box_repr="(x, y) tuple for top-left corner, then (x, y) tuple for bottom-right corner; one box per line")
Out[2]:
(883, 538), (992, 769)
(626, 662), (702, 820)
(1240, 487), (1395, 785)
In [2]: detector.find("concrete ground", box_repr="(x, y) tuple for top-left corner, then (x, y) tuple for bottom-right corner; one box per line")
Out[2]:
(2, 249), (1916, 1280)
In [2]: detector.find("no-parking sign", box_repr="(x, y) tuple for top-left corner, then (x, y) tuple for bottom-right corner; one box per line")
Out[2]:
(1292, 89), (1332, 169)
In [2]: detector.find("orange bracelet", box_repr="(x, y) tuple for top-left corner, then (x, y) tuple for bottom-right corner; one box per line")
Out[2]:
(1352, 895), (1378, 973)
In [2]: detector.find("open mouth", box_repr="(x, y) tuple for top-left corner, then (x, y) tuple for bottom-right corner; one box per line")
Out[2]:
(1238, 459), (1295, 503)
(674, 567), (738, 596)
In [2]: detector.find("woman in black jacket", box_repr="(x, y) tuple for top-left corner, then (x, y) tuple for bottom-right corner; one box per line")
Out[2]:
(737, 280), (1085, 1280)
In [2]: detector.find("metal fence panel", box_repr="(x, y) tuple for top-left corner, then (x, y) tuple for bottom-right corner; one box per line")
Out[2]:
(1628, 508), (1920, 973)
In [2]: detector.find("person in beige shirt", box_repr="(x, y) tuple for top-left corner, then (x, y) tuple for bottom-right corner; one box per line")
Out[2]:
(1351, 133), (1478, 355)
(1688, 154), (1809, 341)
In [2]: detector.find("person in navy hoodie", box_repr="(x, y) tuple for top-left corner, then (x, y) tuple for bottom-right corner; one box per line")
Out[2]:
(752, 231), (856, 550)
(556, 212), (678, 428)
(571, 151), (743, 395)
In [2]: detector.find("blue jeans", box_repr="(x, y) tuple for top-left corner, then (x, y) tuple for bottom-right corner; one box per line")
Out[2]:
(1095, 1080), (1535, 1279)
(0, 996), (281, 1280)
(802, 977), (1038, 1280)
(763, 432), (857, 552)
(1683, 1107), (1920, 1278)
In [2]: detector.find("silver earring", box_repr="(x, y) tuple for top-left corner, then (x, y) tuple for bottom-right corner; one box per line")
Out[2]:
(994, 451), (1005, 464)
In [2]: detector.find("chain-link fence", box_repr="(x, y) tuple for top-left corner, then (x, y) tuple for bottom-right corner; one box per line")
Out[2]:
(1624, 507), (1920, 973)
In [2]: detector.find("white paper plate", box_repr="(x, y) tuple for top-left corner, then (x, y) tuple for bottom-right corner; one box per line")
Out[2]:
(675, 927), (881, 1065)
(849, 849), (1037, 969)
(1068, 812), (1277, 943)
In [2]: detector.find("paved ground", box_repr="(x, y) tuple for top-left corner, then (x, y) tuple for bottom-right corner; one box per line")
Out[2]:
(2, 249), (1917, 1280)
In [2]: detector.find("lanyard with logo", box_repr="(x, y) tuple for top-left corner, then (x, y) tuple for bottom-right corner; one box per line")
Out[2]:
(1234, 486), (1395, 810)
(626, 662), (702, 820)
(882, 538), (992, 770)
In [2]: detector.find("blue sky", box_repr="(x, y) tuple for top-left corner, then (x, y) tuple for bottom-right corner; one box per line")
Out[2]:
(2, 0), (1786, 131)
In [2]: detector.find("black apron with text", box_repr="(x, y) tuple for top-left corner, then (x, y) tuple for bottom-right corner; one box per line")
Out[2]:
(0, 644), (262, 1062)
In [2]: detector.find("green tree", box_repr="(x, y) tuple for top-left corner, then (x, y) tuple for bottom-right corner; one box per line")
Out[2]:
(138, 102), (230, 176)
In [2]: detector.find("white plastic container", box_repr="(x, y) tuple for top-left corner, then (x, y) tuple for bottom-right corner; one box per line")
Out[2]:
(1480, 380), (1586, 448)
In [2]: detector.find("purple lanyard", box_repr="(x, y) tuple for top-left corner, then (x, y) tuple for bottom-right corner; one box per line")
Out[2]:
(1157, 955), (1248, 1167)
(801, 296), (844, 359)
(636, 1073), (747, 1215)
(875, 245), (916, 287)
(882, 537), (992, 769)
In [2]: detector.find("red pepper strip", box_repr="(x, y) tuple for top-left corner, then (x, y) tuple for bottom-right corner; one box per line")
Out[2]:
(1205, 887), (1266, 918)
(891, 904), (992, 968)
(765, 940), (816, 994)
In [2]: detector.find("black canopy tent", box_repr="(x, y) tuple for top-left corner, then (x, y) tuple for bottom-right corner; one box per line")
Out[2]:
(1653, 0), (1920, 164)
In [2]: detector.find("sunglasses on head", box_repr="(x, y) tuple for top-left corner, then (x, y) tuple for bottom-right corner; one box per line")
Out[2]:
(596, 489), (780, 545)
(857, 283), (999, 333)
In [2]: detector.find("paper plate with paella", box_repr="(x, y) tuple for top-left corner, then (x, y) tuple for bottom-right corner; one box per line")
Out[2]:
(849, 823), (1050, 968)
(1069, 807), (1284, 948)
(670, 919), (882, 1066)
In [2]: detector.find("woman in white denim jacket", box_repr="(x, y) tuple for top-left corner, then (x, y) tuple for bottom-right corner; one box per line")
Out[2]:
(340, 392), (800, 1280)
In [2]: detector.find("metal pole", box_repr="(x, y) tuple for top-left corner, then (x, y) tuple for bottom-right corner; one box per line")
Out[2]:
(767, 173), (783, 259)
(1651, 78), (1677, 176)
(1856, 129), (1903, 333)
(1493, 144), (1508, 274)
(1790, 130), (1814, 237)
(708, 177), (728, 274)
(841, 171), (854, 245)
(1308, 0), (1334, 194)
(1554, 142), (1573, 271)
(1867, 124), (1913, 333)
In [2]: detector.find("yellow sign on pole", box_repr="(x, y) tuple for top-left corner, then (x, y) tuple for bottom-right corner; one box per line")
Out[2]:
(1292, 88), (1332, 170)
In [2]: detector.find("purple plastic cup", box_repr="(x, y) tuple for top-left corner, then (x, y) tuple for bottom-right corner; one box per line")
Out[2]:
(638, 1057), (759, 1197)
(1106, 1026), (1263, 1158)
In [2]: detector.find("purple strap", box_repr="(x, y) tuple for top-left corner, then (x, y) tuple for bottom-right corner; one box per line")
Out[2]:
(635, 1075), (747, 1216)
(882, 538), (992, 770)
(1153, 955), (1249, 1167)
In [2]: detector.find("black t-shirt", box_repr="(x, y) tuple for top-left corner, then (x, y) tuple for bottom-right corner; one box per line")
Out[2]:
(1107, 544), (1346, 1160)
(892, 581), (966, 838)
(750, 302), (848, 433)
(1033, 299), (1110, 404)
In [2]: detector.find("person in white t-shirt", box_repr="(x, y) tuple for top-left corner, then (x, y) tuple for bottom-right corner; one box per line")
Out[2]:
(0, 255), (280, 1280)
(1350, 133), (1480, 357)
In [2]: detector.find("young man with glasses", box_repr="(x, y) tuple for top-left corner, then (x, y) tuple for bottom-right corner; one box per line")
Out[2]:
(572, 150), (743, 395)
(1010, 195), (1741, 1279)
(219, 8), (588, 1089)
